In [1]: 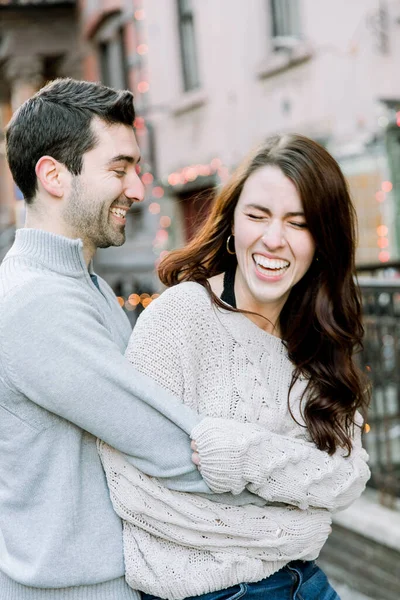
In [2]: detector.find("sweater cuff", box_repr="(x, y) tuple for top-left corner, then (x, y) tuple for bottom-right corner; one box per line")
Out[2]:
(190, 417), (268, 495)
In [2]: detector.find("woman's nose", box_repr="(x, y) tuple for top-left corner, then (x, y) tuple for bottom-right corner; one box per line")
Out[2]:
(261, 222), (285, 249)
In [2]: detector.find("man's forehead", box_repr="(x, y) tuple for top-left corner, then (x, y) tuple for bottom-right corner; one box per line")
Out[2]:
(88, 118), (139, 158)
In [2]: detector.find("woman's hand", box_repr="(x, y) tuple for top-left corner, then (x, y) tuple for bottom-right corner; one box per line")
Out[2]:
(191, 440), (200, 466)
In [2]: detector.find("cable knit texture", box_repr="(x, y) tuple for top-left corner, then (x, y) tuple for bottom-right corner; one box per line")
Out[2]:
(99, 281), (370, 600)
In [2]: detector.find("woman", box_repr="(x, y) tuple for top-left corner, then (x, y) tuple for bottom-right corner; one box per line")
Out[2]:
(99, 134), (370, 600)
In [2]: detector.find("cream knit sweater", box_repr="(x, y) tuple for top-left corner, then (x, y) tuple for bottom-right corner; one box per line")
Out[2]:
(99, 282), (370, 600)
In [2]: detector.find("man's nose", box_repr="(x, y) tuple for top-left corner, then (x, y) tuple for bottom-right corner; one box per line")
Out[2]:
(124, 171), (145, 203)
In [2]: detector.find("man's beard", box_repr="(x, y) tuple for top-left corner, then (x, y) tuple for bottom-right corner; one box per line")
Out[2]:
(63, 178), (126, 249)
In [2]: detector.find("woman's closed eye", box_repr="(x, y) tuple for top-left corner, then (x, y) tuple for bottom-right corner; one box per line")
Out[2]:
(289, 221), (308, 229)
(246, 213), (266, 220)
(114, 170), (127, 177)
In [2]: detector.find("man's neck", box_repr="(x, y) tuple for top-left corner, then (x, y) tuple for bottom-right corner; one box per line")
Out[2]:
(24, 216), (95, 266)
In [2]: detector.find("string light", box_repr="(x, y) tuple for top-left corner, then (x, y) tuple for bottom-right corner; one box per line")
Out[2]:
(378, 250), (390, 263)
(377, 225), (388, 236)
(381, 181), (393, 193)
(159, 215), (171, 228)
(137, 81), (149, 93)
(141, 172), (154, 185)
(149, 202), (161, 214)
(134, 9), (145, 20)
(152, 186), (164, 198)
(137, 44), (148, 55)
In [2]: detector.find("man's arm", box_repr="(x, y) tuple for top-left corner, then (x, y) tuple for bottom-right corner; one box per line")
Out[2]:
(0, 280), (210, 492)
(191, 414), (370, 511)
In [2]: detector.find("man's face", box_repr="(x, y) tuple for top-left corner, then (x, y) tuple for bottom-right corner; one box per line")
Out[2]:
(62, 118), (144, 251)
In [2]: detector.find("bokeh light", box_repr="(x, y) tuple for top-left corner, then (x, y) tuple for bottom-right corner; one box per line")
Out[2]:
(152, 186), (165, 198)
(138, 81), (149, 93)
(377, 225), (388, 236)
(141, 172), (154, 185)
(381, 181), (393, 193)
(159, 215), (171, 228)
(149, 202), (161, 214)
(378, 250), (390, 263)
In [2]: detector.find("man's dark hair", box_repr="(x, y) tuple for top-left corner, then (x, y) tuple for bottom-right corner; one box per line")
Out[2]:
(5, 78), (136, 203)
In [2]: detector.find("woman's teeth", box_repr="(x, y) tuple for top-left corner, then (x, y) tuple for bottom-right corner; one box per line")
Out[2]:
(253, 254), (290, 273)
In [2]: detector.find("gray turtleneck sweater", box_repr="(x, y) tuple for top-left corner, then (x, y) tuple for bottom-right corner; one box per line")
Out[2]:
(0, 229), (211, 599)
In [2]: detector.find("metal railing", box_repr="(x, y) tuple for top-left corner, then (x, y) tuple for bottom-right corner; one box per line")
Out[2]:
(358, 270), (400, 505)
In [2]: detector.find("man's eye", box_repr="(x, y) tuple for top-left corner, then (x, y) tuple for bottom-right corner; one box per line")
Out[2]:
(114, 170), (126, 177)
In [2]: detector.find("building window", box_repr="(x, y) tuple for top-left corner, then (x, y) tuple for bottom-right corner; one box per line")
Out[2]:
(177, 0), (200, 92)
(269, 0), (301, 50)
(96, 15), (128, 90)
(99, 27), (128, 89)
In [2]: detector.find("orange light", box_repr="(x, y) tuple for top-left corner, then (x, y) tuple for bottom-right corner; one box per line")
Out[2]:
(159, 215), (171, 228)
(152, 186), (164, 198)
(142, 297), (152, 308)
(117, 296), (124, 307)
(137, 44), (148, 55)
(364, 423), (371, 433)
(134, 9), (145, 20)
(378, 250), (390, 263)
(140, 293), (150, 300)
(141, 172), (154, 185)
(128, 293), (140, 306)
(396, 112), (400, 127)
(365, 365), (371, 372)
(137, 81), (149, 94)
(381, 181), (393, 193)
(377, 225), (388, 236)
(149, 202), (161, 215)
(375, 191), (385, 203)
(377, 237), (389, 248)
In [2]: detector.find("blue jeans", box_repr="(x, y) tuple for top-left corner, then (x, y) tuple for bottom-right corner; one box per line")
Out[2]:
(142, 561), (340, 600)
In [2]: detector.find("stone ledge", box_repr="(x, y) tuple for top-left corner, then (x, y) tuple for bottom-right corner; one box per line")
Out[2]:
(332, 490), (400, 551)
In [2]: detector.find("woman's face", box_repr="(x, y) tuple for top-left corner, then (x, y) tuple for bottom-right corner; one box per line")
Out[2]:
(232, 165), (316, 323)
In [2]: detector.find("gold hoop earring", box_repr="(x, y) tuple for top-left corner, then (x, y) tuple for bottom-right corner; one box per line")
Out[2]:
(226, 234), (236, 255)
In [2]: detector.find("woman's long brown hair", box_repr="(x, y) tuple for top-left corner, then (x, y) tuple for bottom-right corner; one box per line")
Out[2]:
(159, 134), (369, 455)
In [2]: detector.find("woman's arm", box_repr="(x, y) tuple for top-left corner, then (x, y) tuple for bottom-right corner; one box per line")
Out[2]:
(191, 414), (370, 512)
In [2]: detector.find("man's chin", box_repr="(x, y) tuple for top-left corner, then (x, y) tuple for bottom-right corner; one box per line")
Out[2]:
(97, 233), (126, 249)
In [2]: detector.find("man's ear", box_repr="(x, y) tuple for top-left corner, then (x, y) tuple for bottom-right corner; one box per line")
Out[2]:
(35, 156), (65, 198)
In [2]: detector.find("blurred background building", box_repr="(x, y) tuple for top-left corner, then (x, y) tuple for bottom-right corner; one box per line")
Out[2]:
(1, 1), (400, 597)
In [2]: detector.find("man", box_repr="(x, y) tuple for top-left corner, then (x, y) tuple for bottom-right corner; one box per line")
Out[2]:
(0, 78), (228, 599)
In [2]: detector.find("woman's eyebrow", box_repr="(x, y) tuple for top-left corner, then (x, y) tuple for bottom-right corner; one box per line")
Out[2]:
(244, 204), (305, 218)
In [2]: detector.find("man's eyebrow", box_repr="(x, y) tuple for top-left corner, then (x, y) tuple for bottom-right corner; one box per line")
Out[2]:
(107, 154), (141, 165)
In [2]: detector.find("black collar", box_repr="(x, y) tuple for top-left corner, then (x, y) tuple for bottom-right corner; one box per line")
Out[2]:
(220, 264), (237, 308)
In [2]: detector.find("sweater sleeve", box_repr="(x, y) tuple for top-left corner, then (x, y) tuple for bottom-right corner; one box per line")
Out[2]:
(0, 279), (210, 492)
(191, 414), (370, 511)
